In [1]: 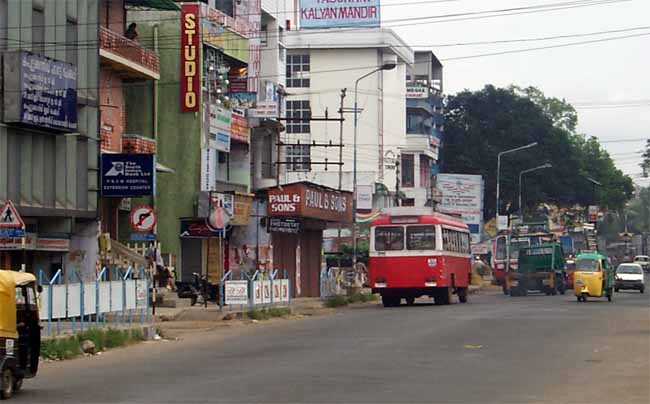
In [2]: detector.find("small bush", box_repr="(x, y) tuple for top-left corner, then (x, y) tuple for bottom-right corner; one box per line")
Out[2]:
(41, 327), (147, 360)
(325, 295), (348, 308)
(41, 337), (81, 360)
(247, 307), (292, 321)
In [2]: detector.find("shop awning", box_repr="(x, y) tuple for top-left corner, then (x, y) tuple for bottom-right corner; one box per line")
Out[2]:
(124, 0), (180, 10)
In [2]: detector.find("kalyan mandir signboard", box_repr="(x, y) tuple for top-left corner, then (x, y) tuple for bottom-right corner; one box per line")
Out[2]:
(299, 0), (380, 29)
(268, 182), (353, 223)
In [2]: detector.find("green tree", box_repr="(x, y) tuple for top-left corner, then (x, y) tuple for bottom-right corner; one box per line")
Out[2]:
(510, 85), (578, 133)
(442, 85), (634, 219)
(628, 187), (650, 254)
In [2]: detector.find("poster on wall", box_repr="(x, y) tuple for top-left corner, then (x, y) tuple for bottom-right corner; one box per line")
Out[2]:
(181, 3), (200, 112)
(2, 50), (78, 132)
(299, 0), (380, 29)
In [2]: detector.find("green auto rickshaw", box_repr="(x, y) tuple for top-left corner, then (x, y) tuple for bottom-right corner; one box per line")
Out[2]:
(0, 270), (41, 399)
(505, 243), (566, 296)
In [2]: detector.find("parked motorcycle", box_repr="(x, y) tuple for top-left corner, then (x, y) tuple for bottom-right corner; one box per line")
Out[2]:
(176, 272), (220, 306)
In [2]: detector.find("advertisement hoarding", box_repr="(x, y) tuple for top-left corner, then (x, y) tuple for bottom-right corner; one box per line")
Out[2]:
(230, 109), (249, 143)
(101, 154), (154, 197)
(299, 0), (380, 29)
(2, 50), (77, 132)
(209, 105), (231, 152)
(181, 4), (200, 112)
(436, 174), (484, 243)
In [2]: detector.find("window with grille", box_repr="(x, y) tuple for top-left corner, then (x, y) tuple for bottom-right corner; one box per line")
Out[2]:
(286, 54), (310, 88)
(286, 100), (310, 134)
(286, 145), (311, 172)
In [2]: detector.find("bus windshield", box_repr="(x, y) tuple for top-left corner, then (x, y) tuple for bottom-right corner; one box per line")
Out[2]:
(374, 226), (404, 251)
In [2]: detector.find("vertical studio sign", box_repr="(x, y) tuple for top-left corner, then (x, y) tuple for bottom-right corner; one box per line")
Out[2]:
(181, 4), (200, 112)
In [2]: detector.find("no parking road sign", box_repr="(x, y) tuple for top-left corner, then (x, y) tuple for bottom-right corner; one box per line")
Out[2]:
(130, 205), (156, 233)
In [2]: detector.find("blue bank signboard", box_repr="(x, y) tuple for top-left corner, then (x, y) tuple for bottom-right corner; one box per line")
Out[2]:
(101, 154), (155, 197)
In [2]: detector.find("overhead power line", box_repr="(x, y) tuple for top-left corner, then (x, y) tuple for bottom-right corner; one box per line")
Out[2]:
(0, 0), (634, 38)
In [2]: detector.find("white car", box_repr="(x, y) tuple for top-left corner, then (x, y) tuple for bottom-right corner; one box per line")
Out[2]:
(632, 255), (650, 272)
(615, 264), (645, 293)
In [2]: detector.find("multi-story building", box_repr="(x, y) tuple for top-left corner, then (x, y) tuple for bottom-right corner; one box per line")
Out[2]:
(0, 0), (100, 278)
(256, 27), (412, 297)
(97, 0), (176, 272)
(281, 28), (414, 206)
(401, 51), (444, 207)
(130, 0), (262, 282)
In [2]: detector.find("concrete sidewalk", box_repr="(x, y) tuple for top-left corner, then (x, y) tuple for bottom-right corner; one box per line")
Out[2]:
(152, 297), (325, 322)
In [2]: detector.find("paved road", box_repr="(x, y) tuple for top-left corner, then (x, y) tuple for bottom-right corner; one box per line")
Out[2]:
(15, 285), (650, 403)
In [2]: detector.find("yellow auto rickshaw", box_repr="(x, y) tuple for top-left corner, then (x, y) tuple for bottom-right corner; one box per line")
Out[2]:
(573, 252), (615, 302)
(0, 270), (41, 399)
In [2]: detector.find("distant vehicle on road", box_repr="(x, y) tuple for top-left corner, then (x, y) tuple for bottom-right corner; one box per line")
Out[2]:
(574, 252), (615, 302)
(632, 255), (650, 272)
(505, 243), (566, 296)
(369, 208), (472, 307)
(491, 224), (553, 287)
(615, 263), (645, 293)
(565, 259), (576, 288)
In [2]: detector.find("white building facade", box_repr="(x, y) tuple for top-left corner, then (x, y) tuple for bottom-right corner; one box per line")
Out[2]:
(281, 28), (414, 209)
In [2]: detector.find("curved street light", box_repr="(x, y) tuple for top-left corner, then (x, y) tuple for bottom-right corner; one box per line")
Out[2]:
(496, 142), (538, 218)
(352, 62), (398, 266)
(519, 163), (553, 219)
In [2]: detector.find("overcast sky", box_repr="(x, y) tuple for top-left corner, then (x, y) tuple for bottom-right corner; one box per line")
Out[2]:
(385, 0), (650, 185)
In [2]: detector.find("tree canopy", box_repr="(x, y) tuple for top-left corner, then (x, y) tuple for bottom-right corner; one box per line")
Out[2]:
(442, 85), (634, 219)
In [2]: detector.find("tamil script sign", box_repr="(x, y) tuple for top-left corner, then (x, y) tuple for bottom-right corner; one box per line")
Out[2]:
(299, 0), (380, 29)
(2, 50), (77, 132)
(101, 154), (155, 197)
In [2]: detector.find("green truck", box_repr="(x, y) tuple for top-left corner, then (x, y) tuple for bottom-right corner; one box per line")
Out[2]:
(505, 243), (566, 296)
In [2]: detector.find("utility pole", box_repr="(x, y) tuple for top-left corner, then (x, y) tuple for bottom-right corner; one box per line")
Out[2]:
(394, 159), (401, 207)
(338, 89), (346, 271)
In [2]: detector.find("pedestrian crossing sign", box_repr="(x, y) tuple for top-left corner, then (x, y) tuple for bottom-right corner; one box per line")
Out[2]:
(0, 200), (24, 228)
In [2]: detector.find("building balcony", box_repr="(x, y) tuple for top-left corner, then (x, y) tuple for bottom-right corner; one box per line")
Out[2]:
(99, 26), (160, 80)
(406, 98), (433, 115)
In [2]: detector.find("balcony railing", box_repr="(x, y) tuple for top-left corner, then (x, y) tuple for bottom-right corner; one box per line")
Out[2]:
(99, 26), (160, 80)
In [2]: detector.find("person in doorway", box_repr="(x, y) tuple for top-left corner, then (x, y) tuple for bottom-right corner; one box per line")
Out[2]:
(124, 22), (138, 41)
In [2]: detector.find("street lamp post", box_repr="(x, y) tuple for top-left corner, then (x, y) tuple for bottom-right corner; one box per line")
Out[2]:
(352, 61), (397, 267)
(496, 142), (538, 218)
(518, 163), (552, 220)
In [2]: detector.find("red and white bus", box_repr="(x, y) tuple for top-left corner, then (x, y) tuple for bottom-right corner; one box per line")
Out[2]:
(369, 208), (472, 307)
